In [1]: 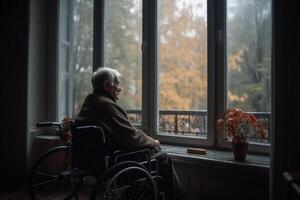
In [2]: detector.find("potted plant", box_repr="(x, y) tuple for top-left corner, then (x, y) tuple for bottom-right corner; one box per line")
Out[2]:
(216, 108), (268, 161)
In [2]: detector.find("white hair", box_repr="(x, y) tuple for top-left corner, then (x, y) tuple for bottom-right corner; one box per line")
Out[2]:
(92, 67), (121, 92)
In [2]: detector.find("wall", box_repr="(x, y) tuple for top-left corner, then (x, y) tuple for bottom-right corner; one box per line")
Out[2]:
(0, 0), (30, 187)
(0, 0), (53, 186)
(27, 0), (54, 172)
(271, 0), (300, 199)
(28, 0), (47, 128)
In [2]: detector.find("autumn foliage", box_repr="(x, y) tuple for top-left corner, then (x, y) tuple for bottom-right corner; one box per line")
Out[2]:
(72, 0), (272, 115)
(216, 108), (267, 143)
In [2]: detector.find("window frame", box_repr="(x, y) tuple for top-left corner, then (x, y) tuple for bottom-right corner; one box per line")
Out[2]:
(56, 0), (74, 120)
(58, 0), (271, 154)
(149, 0), (215, 147)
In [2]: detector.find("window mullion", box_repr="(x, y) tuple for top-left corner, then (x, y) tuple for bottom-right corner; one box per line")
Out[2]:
(207, 0), (217, 146)
(214, 0), (227, 146)
(57, 0), (73, 119)
(93, 0), (105, 71)
(142, 0), (158, 135)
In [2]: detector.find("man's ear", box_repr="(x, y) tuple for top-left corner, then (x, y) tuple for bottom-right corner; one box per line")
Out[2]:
(103, 80), (111, 91)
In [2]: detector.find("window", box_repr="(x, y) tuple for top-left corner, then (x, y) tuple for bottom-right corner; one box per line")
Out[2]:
(57, 0), (94, 120)
(104, 0), (143, 123)
(72, 0), (94, 115)
(57, 0), (73, 120)
(158, 0), (208, 140)
(226, 0), (272, 145)
(58, 0), (272, 153)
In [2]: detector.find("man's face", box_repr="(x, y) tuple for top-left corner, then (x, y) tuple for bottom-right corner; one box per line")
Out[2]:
(106, 80), (121, 101)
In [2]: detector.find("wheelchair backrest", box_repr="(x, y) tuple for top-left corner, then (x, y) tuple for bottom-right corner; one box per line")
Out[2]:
(71, 123), (111, 176)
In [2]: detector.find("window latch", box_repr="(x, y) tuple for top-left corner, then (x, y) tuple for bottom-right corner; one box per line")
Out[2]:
(218, 30), (223, 43)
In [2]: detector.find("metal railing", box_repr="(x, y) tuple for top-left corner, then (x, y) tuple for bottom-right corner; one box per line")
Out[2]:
(127, 109), (271, 143)
(158, 110), (207, 136)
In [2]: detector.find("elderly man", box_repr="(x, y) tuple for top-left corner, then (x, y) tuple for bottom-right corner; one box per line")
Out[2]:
(77, 67), (160, 151)
(77, 67), (185, 200)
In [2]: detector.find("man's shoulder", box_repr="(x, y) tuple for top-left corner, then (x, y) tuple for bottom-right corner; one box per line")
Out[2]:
(86, 93), (113, 104)
(85, 93), (125, 115)
(94, 95), (122, 110)
(96, 95), (116, 106)
(81, 94), (113, 111)
(97, 95), (113, 102)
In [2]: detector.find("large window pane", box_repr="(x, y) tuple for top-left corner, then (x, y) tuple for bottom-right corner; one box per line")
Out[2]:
(72, 0), (94, 115)
(58, 0), (72, 120)
(104, 0), (143, 122)
(158, 0), (208, 138)
(226, 0), (272, 143)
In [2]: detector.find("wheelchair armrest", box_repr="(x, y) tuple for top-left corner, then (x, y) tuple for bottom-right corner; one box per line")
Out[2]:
(113, 149), (127, 155)
(113, 148), (155, 163)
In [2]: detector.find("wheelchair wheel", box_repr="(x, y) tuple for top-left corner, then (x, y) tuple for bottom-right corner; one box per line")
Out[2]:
(91, 162), (157, 200)
(28, 146), (78, 200)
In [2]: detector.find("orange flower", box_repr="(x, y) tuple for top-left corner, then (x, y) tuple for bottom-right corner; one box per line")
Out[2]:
(62, 117), (74, 144)
(216, 108), (267, 143)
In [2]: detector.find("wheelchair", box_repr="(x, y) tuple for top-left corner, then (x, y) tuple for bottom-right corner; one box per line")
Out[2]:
(28, 120), (164, 200)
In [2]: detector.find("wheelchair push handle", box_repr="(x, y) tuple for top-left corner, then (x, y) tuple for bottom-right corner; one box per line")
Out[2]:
(37, 121), (60, 127)
(36, 122), (63, 136)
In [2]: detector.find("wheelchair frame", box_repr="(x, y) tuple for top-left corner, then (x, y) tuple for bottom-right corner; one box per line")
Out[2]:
(28, 121), (163, 200)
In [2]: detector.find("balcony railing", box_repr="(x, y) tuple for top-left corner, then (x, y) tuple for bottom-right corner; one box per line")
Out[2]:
(127, 109), (271, 143)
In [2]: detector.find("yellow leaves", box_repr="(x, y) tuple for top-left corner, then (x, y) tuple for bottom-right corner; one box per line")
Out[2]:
(154, 1), (209, 110)
(159, 66), (207, 110)
(227, 47), (246, 71)
(228, 91), (248, 103)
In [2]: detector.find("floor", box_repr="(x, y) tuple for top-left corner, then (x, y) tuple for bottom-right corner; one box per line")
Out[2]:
(0, 189), (30, 200)
(0, 180), (93, 200)
(0, 188), (91, 200)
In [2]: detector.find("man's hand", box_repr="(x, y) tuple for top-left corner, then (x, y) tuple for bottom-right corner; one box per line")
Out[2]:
(155, 139), (160, 146)
(153, 140), (161, 152)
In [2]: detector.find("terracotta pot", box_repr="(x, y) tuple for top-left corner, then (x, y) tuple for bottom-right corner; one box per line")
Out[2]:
(232, 140), (249, 161)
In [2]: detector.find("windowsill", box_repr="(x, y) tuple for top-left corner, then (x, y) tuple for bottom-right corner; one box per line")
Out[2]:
(30, 130), (269, 173)
(161, 144), (270, 172)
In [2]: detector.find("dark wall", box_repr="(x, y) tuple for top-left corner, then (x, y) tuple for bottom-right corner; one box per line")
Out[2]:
(0, 0), (30, 186)
(271, 0), (300, 199)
